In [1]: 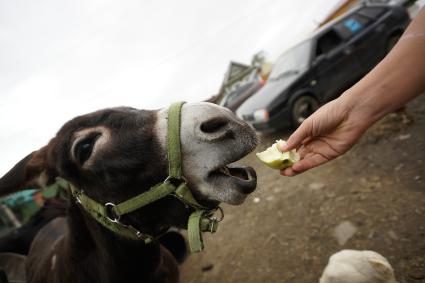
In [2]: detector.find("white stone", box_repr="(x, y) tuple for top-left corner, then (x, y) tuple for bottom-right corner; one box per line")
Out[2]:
(333, 221), (358, 246)
(398, 134), (411, 140)
(309, 182), (325, 190)
(320, 250), (397, 283)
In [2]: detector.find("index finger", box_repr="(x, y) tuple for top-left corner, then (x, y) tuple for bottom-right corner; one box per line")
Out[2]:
(279, 123), (311, 152)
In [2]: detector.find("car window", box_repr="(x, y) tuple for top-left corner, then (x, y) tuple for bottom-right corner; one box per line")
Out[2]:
(316, 29), (343, 57)
(333, 14), (371, 40)
(269, 40), (312, 80)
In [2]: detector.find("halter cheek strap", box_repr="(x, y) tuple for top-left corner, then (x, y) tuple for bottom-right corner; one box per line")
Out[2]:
(59, 102), (221, 252)
(167, 101), (183, 179)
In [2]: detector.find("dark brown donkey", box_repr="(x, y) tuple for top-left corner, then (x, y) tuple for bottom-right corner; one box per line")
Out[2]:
(0, 102), (258, 283)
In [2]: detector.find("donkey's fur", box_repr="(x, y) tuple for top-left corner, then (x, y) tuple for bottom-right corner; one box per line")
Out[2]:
(0, 103), (258, 283)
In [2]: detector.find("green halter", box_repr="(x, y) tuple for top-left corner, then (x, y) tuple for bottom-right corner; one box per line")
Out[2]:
(59, 102), (221, 252)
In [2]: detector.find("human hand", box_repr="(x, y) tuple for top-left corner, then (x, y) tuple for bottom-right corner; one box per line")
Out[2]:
(279, 96), (369, 176)
(278, 7), (425, 177)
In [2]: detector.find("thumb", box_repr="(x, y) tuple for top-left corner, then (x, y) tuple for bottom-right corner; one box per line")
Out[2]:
(280, 121), (310, 152)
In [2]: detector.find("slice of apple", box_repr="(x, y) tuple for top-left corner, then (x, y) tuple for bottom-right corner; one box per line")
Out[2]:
(256, 139), (300, 170)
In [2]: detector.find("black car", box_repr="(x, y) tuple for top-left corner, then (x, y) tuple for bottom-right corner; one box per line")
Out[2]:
(236, 4), (410, 132)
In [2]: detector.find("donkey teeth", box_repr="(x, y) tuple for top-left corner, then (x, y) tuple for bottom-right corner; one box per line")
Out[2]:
(219, 166), (231, 175)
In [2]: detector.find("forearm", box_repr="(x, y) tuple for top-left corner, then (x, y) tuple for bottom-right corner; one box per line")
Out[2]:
(341, 7), (425, 125)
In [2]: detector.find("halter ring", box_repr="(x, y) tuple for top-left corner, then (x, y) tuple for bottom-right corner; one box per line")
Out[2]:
(163, 175), (187, 185)
(208, 206), (224, 222)
(105, 202), (121, 223)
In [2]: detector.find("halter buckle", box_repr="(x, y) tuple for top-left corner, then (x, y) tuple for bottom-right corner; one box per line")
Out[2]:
(105, 202), (121, 223)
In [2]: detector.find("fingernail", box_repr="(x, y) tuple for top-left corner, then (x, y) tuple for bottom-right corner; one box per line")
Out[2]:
(281, 145), (290, 152)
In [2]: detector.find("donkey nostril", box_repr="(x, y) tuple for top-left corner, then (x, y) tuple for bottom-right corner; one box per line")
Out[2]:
(200, 117), (229, 134)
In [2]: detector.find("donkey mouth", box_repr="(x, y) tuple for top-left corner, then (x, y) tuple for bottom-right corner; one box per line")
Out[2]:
(209, 164), (257, 195)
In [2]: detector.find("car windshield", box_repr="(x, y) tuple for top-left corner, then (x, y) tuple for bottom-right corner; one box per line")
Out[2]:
(269, 40), (312, 81)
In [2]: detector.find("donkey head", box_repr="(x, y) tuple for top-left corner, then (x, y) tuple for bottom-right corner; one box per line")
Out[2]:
(0, 102), (258, 236)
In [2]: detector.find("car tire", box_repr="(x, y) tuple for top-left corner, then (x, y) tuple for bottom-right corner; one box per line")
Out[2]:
(291, 95), (319, 127)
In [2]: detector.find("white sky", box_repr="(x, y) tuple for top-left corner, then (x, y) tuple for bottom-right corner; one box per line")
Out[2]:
(0, 0), (340, 175)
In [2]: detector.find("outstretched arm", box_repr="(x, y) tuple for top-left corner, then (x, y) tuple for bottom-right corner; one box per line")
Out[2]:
(280, 7), (425, 176)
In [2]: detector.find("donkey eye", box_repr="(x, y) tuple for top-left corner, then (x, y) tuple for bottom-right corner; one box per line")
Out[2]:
(74, 134), (101, 165)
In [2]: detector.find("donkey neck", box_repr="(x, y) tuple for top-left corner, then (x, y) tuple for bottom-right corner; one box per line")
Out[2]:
(66, 201), (164, 283)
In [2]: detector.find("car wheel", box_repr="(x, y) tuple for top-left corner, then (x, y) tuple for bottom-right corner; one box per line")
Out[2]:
(291, 96), (319, 127)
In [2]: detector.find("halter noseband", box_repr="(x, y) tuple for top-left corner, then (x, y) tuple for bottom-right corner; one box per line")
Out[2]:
(59, 102), (221, 252)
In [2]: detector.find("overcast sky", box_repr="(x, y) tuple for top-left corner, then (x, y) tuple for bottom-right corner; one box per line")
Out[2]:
(0, 0), (342, 175)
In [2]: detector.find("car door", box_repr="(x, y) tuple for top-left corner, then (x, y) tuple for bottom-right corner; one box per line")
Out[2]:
(349, 7), (389, 72)
(312, 25), (362, 102)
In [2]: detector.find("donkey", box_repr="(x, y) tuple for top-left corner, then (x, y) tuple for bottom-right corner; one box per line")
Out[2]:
(0, 102), (258, 283)
(0, 197), (66, 255)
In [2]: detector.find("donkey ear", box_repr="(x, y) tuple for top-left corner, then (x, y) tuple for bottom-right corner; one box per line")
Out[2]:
(0, 146), (57, 197)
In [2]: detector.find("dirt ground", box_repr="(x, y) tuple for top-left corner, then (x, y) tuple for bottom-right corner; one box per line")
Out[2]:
(180, 94), (425, 283)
